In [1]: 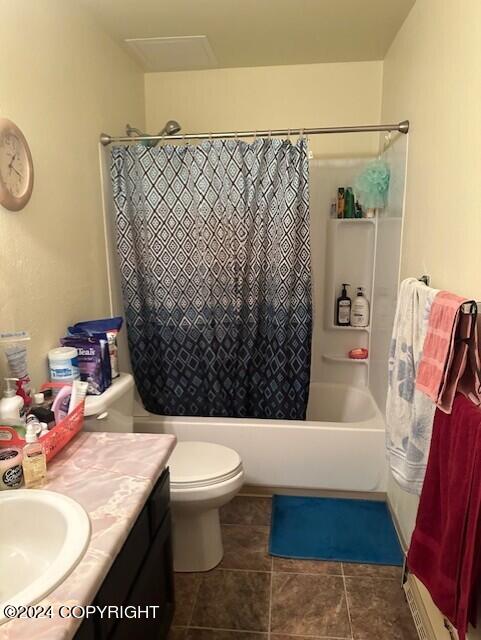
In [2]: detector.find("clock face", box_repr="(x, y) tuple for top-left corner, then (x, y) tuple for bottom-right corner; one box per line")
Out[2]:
(0, 119), (33, 211)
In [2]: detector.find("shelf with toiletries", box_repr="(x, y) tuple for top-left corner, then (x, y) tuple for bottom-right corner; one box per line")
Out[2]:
(324, 221), (375, 331)
(333, 218), (375, 225)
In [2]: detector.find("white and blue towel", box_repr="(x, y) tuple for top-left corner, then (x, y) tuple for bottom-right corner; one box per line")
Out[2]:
(386, 278), (439, 495)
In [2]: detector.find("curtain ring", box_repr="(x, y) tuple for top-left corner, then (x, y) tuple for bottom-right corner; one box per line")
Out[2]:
(300, 128), (305, 140)
(254, 130), (257, 142)
(209, 132), (213, 141)
(268, 130), (272, 140)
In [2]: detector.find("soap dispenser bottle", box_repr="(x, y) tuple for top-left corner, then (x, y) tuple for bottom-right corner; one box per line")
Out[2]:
(0, 378), (24, 420)
(22, 423), (47, 488)
(351, 287), (370, 327)
(336, 284), (352, 326)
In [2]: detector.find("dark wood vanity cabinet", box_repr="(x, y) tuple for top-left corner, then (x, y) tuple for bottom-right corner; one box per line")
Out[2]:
(74, 468), (175, 640)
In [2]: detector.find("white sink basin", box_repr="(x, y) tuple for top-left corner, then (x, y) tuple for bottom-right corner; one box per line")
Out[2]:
(0, 490), (90, 624)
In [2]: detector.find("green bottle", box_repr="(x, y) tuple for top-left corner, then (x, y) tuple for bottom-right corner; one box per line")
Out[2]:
(344, 187), (355, 218)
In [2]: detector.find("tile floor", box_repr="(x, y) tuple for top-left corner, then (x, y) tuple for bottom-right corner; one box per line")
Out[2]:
(170, 495), (418, 640)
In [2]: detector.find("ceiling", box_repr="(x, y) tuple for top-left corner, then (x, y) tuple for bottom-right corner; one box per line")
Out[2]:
(83, 0), (415, 72)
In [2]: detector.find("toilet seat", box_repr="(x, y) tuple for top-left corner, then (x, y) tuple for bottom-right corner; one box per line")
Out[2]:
(169, 441), (243, 490)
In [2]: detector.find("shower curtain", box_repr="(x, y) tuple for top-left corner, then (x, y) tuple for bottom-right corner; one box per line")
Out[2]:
(110, 138), (312, 419)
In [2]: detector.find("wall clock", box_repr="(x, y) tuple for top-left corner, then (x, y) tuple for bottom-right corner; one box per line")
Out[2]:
(0, 118), (34, 211)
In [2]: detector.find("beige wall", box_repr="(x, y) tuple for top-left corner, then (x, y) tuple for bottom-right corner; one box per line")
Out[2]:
(382, 1), (481, 636)
(382, 0), (481, 546)
(144, 61), (384, 157)
(0, 0), (144, 386)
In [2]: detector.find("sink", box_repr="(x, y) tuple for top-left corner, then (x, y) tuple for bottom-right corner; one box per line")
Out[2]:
(0, 490), (90, 623)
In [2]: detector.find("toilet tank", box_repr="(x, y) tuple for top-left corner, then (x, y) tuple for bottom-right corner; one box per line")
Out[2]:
(83, 373), (135, 433)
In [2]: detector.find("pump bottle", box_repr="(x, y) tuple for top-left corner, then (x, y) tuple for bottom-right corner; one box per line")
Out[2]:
(22, 423), (47, 488)
(336, 284), (352, 326)
(0, 378), (24, 420)
(351, 287), (370, 327)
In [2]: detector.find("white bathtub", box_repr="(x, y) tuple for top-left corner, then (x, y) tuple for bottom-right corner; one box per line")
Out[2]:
(134, 382), (387, 493)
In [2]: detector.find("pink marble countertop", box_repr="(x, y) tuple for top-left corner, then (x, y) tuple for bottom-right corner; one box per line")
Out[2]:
(0, 431), (177, 640)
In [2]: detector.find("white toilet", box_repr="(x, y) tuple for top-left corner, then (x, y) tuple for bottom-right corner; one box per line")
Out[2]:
(83, 375), (244, 573)
(169, 441), (244, 572)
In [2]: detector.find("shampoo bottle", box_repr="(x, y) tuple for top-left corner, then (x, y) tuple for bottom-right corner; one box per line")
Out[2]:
(350, 287), (370, 327)
(22, 423), (47, 488)
(336, 284), (351, 326)
(344, 188), (355, 218)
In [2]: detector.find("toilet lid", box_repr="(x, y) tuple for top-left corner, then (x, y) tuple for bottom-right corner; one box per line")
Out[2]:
(169, 441), (243, 487)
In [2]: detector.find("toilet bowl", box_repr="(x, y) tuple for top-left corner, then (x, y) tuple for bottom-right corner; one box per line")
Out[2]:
(169, 441), (244, 572)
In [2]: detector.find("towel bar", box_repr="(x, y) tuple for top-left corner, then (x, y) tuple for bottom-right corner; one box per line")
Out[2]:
(418, 276), (479, 315)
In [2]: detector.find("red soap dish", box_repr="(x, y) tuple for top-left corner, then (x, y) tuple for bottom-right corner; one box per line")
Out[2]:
(348, 348), (369, 360)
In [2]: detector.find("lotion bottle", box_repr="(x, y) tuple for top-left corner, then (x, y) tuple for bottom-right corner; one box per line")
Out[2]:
(22, 423), (47, 488)
(350, 287), (370, 327)
(0, 378), (24, 421)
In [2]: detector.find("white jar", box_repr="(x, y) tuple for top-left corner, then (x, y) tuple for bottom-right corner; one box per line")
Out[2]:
(48, 347), (80, 383)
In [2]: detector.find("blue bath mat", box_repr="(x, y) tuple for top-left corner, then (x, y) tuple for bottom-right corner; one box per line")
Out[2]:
(269, 495), (403, 566)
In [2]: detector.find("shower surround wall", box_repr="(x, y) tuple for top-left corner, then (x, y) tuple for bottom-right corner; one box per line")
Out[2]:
(369, 134), (407, 414)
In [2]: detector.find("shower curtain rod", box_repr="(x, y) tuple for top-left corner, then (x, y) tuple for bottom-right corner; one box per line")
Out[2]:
(99, 120), (409, 146)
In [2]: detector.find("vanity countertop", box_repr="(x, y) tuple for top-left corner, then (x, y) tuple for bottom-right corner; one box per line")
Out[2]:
(0, 430), (177, 640)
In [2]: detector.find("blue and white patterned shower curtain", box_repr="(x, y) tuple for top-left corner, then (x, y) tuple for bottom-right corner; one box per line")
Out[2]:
(111, 138), (312, 419)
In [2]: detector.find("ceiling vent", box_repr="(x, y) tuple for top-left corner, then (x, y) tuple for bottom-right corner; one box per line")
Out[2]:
(125, 35), (218, 72)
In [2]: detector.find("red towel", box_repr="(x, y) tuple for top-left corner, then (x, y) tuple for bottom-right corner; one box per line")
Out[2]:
(407, 395), (481, 639)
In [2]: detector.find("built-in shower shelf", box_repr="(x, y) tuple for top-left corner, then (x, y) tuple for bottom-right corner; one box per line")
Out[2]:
(322, 354), (369, 364)
(333, 218), (376, 224)
(328, 324), (370, 332)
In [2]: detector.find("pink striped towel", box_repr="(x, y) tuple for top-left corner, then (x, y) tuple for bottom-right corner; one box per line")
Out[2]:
(416, 291), (481, 413)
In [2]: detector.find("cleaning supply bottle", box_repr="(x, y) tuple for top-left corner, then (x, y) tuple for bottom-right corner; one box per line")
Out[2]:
(0, 378), (24, 420)
(336, 284), (351, 326)
(22, 423), (47, 488)
(51, 385), (72, 424)
(351, 287), (370, 327)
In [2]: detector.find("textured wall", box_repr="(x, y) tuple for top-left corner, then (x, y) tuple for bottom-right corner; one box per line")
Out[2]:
(0, 0), (145, 386)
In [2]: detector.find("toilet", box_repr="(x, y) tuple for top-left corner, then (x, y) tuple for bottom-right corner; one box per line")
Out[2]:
(83, 375), (244, 573)
(169, 441), (244, 572)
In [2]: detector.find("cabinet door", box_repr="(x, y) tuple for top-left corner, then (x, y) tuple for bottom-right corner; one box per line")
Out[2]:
(95, 507), (151, 639)
(109, 512), (174, 640)
(74, 615), (97, 640)
(149, 468), (170, 537)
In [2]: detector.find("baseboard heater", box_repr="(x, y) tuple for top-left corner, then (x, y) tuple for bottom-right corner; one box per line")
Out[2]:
(403, 568), (458, 640)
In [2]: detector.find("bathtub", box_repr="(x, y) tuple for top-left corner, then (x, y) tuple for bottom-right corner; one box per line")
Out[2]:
(134, 382), (387, 493)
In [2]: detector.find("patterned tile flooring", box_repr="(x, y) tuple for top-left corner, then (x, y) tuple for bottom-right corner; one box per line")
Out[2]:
(170, 495), (418, 640)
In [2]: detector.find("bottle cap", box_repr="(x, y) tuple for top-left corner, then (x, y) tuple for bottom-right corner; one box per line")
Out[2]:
(33, 392), (45, 405)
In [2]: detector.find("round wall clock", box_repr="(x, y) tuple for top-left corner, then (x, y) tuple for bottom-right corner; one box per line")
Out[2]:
(0, 118), (34, 211)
